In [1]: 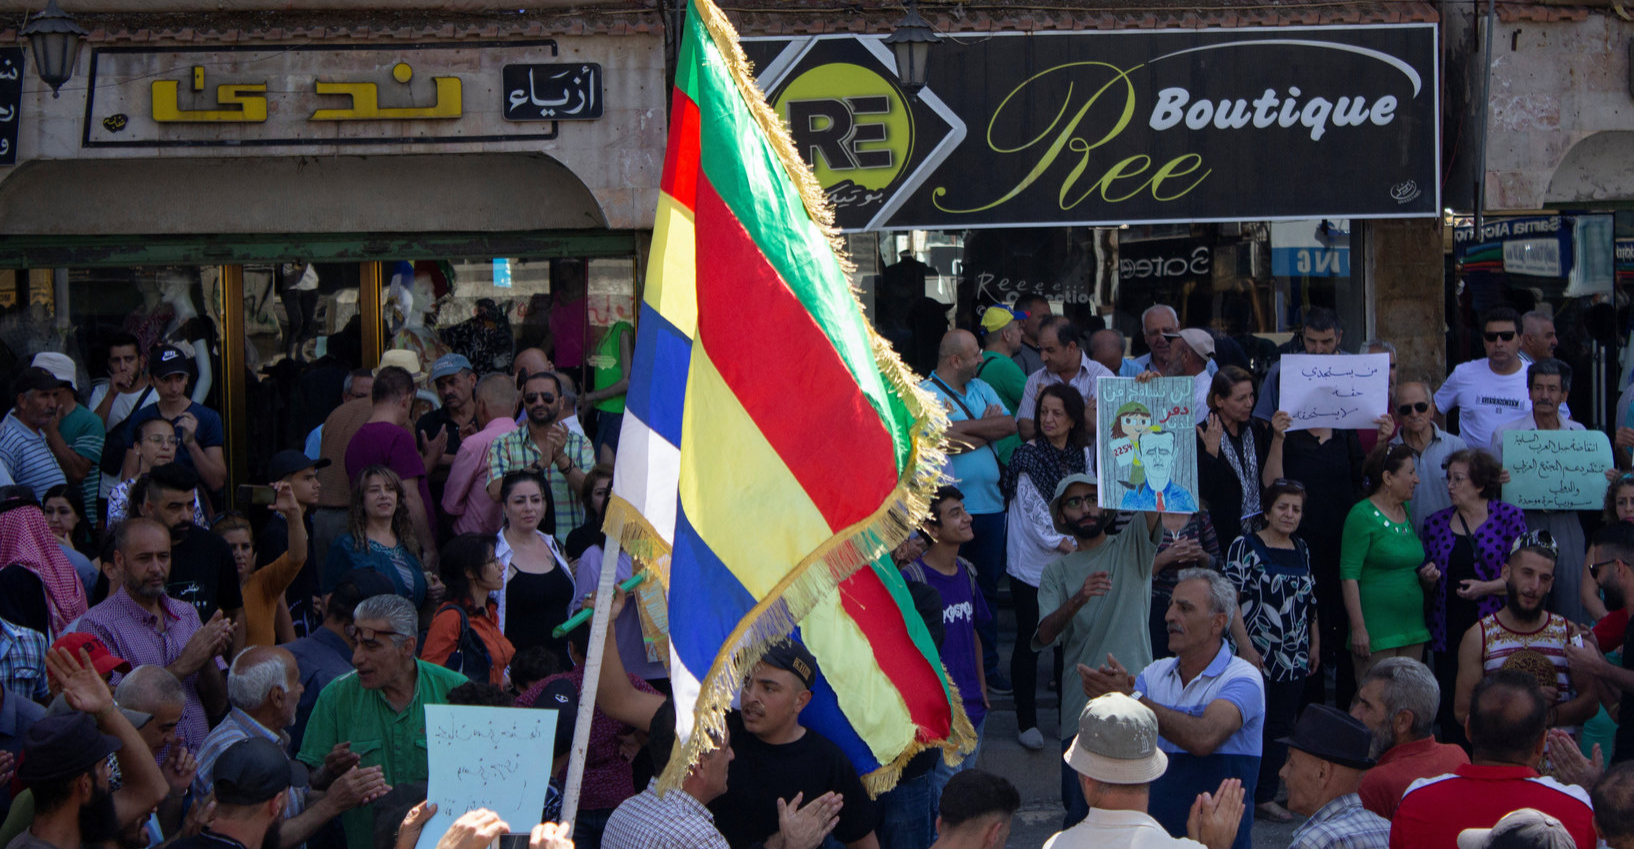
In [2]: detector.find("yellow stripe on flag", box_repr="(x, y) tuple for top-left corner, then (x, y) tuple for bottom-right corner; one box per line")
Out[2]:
(678, 345), (833, 596)
(644, 192), (699, 339)
(801, 590), (918, 763)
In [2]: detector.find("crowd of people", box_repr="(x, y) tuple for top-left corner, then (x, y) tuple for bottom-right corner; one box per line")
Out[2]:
(2, 297), (1634, 849)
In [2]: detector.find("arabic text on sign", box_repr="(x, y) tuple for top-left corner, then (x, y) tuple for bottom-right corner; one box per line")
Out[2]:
(501, 63), (603, 122)
(312, 63), (462, 120)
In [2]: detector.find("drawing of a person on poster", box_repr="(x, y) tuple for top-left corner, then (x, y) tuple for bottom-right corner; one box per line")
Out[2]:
(1097, 375), (1199, 513)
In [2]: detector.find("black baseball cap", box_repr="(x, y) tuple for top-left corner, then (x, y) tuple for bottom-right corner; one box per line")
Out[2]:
(267, 450), (331, 483)
(527, 677), (579, 758)
(760, 639), (819, 690)
(149, 344), (194, 378)
(213, 738), (309, 805)
(18, 712), (124, 783)
(13, 366), (69, 395)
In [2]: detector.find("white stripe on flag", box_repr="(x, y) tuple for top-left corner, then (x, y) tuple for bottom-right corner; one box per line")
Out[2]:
(611, 412), (681, 546)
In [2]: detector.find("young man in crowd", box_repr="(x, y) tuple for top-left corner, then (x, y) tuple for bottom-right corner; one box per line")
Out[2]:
(485, 370), (594, 543)
(30, 352), (102, 532)
(119, 344), (227, 493)
(1434, 307), (1568, 453)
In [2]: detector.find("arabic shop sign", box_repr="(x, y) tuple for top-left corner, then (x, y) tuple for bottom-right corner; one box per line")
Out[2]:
(745, 25), (1439, 231)
(0, 48), (19, 166)
(82, 42), (603, 148)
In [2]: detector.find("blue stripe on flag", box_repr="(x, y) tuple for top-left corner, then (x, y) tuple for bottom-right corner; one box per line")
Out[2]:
(791, 626), (885, 776)
(626, 302), (690, 446)
(669, 508), (758, 677)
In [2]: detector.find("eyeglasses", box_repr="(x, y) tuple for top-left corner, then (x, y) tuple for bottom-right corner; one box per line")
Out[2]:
(1396, 402), (1430, 417)
(1484, 331), (1517, 342)
(1590, 557), (1624, 581)
(524, 392), (557, 405)
(345, 624), (405, 649)
(144, 435), (181, 447)
(1511, 529), (1558, 557)
(1059, 496), (1091, 510)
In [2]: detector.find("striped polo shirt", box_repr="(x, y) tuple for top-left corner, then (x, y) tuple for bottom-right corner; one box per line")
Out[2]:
(0, 412), (64, 498)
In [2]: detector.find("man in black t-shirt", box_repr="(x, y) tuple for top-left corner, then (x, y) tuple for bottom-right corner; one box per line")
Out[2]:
(707, 640), (880, 849)
(137, 463), (244, 654)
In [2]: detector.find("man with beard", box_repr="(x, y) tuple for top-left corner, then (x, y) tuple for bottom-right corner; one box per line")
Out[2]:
(168, 739), (305, 849)
(297, 594), (464, 849)
(1453, 531), (1600, 732)
(1159, 329), (1213, 428)
(8, 645), (167, 849)
(1564, 523), (1634, 762)
(1034, 473), (1164, 827)
(79, 518), (234, 757)
(136, 462), (245, 652)
(415, 354), (479, 482)
(485, 371), (594, 544)
(1349, 658), (1467, 819)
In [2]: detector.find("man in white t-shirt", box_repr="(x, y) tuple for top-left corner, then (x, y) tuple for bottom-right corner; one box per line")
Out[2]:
(1434, 308), (1568, 454)
(90, 332), (159, 502)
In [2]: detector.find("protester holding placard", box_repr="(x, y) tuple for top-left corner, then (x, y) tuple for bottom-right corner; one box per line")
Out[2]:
(1492, 359), (1592, 626)
(1197, 366), (1271, 546)
(1419, 448), (1527, 751)
(1339, 445), (1439, 685)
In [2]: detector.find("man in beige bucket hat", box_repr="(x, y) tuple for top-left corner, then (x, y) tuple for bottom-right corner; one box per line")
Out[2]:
(1046, 692), (1244, 849)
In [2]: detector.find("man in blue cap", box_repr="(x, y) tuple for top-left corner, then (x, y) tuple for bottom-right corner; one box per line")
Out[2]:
(417, 353), (479, 476)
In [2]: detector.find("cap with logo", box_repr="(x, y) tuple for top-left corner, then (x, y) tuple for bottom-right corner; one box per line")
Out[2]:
(1162, 328), (1216, 360)
(428, 353), (474, 383)
(18, 712), (124, 783)
(30, 353), (78, 391)
(1064, 692), (1168, 784)
(527, 677), (579, 757)
(760, 639), (819, 690)
(149, 344), (195, 378)
(980, 306), (1028, 334)
(51, 633), (132, 677)
(212, 737), (309, 805)
(267, 449), (331, 483)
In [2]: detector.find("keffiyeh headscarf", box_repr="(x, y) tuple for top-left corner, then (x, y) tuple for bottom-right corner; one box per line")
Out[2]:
(0, 506), (89, 637)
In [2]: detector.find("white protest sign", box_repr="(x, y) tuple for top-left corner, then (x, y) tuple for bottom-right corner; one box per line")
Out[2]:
(1279, 353), (1390, 431)
(416, 704), (560, 849)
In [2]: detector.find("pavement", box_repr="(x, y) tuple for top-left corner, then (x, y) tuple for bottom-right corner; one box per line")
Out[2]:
(976, 594), (1308, 848)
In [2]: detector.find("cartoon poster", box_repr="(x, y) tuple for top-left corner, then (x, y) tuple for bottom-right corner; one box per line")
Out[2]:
(1096, 376), (1199, 513)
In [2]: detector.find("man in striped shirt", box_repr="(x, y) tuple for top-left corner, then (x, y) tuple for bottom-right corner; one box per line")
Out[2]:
(0, 367), (67, 498)
(32, 352), (104, 530)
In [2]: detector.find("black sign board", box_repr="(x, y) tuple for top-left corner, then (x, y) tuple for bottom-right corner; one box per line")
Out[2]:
(747, 25), (1439, 230)
(0, 48), (21, 166)
(502, 63), (602, 121)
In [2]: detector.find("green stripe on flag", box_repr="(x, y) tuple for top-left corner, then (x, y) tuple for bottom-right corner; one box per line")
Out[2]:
(684, 6), (914, 466)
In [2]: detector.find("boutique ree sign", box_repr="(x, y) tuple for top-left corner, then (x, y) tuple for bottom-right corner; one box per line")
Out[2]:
(745, 25), (1438, 231)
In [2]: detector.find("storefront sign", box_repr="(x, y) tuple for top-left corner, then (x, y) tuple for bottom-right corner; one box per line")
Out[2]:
(1119, 238), (1212, 283)
(747, 25), (1439, 231)
(1617, 238), (1634, 285)
(1271, 219), (1352, 277)
(502, 63), (602, 121)
(83, 42), (599, 147)
(1454, 216), (1572, 279)
(0, 48), (20, 166)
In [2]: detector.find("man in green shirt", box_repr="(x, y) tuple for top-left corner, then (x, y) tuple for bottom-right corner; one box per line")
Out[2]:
(978, 307), (1028, 466)
(297, 594), (466, 849)
(33, 352), (104, 531)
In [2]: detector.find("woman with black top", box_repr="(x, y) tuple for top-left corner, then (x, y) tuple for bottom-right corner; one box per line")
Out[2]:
(564, 464), (614, 563)
(1197, 366), (1271, 549)
(495, 470), (575, 668)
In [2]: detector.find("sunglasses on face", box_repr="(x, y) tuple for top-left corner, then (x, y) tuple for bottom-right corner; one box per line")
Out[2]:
(1397, 402), (1430, 417)
(524, 392), (557, 405)
(1484, 331), (1517, 342)
(1590, 557), (1623, 581)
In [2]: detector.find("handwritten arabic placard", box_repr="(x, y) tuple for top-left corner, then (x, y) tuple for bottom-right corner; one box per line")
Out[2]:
(1096, 376), (1199, 513)
(1279, 353), (1390, 432)
(0, 48), (21, 167)
(416, 704), (560, 849)
(503, 64), (602, 121)
(1501, 430), (1612, 511)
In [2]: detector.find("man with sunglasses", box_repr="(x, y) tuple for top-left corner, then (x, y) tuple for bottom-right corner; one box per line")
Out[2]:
(1388, 382), (1467, 534)
(1434, 308), (1570, 454)
(1452, 531), (1600, 735)
(485, 370), (594, 543)
(1563, 523), (1634, 763)
(297, 593), (466, 849)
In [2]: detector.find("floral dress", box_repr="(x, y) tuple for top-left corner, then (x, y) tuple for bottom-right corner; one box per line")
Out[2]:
(1223, 532), (1316, 682)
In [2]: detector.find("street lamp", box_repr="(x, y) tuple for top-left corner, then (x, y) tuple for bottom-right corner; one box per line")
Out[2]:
(21, 0), (88, 98)
(883, 0), (939, 99)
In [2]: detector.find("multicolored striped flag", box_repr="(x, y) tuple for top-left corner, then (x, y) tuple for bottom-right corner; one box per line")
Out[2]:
(604, 0), (973, 793)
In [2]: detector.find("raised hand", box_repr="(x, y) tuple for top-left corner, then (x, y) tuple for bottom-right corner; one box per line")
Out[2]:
(776, 791), (843, 849)
(162, 745), (198, 793)
(1187, 778), (1245, 849)
(47, 646), (114, 718)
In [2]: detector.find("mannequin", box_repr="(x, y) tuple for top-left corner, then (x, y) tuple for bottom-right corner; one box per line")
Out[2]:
(388, 267), (450, 382)
(155, 268), (214, 404)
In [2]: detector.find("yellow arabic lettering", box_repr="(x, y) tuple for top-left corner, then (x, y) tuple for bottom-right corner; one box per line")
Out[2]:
(310, 63), (461, 121)
(151, 66), (267, 123)
(931, 61), (1212, 214)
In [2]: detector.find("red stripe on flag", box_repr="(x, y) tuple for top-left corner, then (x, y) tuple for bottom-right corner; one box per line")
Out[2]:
(838, 567), (952, 738)
(692, 177), (898, 530)
(660, 89), (701, 211)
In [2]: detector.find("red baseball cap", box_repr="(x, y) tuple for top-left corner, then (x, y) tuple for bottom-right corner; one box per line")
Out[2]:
(51, 633), (132, 677)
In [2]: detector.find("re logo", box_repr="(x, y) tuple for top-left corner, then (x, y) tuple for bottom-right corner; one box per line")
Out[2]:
(774, 63), (912, 191)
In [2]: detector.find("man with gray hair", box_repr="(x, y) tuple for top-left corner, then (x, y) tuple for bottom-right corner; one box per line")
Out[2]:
(296, 594), (466, 849)
(1348, 658), (1468, 819)
(1046, 691), (1244, 849)
(1078, 569), (1265, 849)
(193, 646), (389, 849)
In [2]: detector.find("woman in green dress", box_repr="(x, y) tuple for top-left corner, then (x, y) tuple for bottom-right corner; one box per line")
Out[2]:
(1341, 443), (1442, 685)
